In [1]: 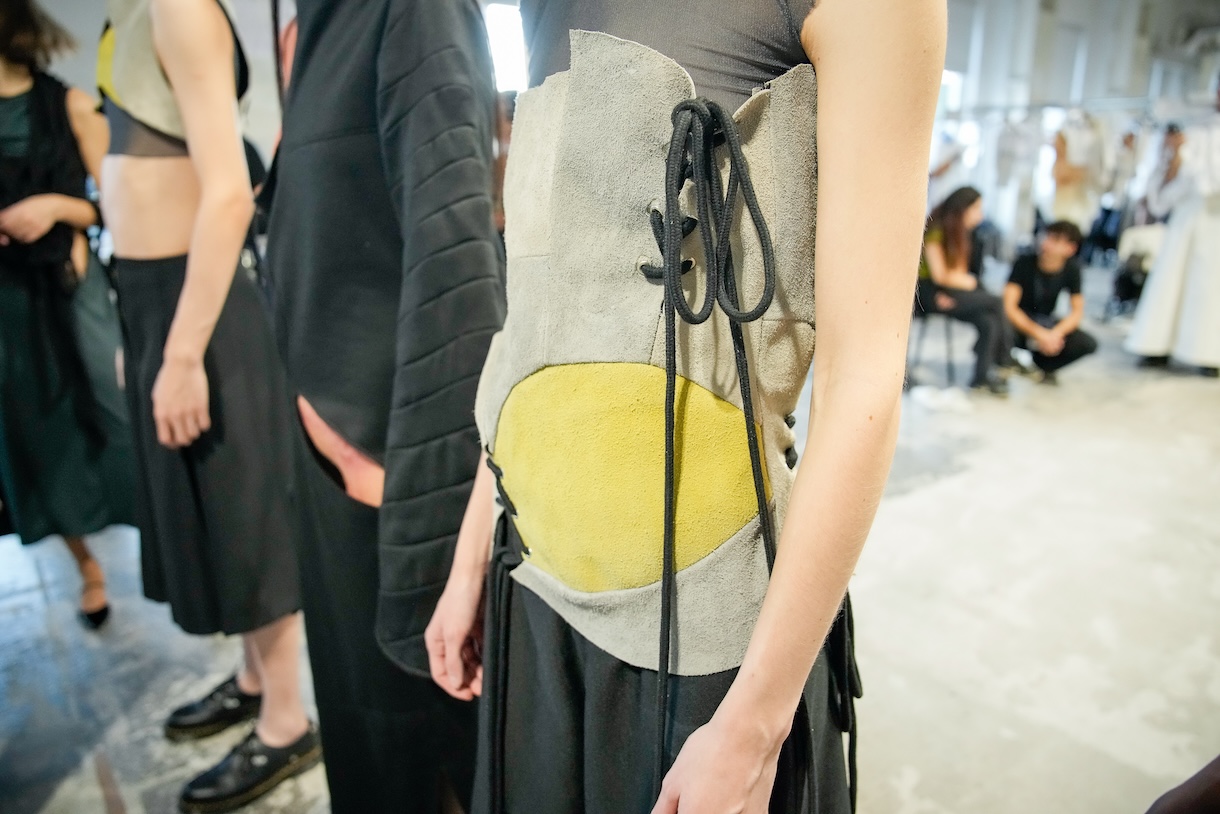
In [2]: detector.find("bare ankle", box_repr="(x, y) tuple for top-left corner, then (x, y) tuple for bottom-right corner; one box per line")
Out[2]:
(236, 669), (262, 696)
(255, 716), (309, 748)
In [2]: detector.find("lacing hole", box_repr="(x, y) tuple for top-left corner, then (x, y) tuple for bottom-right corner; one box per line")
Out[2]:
(785, 448), (798, 469)
(785, 414), (796, 429)
(638, 255), (653, 272)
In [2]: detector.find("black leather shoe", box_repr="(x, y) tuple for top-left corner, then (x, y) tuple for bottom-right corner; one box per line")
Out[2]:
(165, 676), (261, 741)
(179, 727), (322, 813)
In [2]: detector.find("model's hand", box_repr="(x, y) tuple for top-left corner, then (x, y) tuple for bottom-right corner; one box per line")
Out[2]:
(425, 568), (485, 701)
(297, 396), (385, 506)
(651, 707), (786, 814)
(0, 194), (64, 245)
(151, 355), (211, 449)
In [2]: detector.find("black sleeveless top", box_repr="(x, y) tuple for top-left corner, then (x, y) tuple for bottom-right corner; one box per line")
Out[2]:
(0, 73), (87, 272)
(520, 0), (815, 110)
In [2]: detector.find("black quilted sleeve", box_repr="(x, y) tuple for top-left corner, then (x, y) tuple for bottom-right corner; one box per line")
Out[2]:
(373, 0), (506, 676)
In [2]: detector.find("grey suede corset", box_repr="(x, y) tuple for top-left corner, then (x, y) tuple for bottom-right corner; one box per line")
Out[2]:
(474, 31), (818, 676)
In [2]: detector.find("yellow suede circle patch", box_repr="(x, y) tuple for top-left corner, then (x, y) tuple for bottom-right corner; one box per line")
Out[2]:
(494, 362), (770, 593)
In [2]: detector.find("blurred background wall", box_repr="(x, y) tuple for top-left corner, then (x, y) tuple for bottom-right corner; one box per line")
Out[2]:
(43, 0), (1220, 241)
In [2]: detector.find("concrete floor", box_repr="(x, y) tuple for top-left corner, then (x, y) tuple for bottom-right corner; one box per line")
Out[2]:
(2, 268), (1217, 813)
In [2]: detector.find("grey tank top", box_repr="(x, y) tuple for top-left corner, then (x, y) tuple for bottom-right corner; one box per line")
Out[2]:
(519, 0), (815, 111)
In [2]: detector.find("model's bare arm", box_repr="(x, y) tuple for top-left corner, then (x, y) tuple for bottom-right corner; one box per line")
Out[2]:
(654, 0), (945, 810)
(67, 87), (108, 187)
(149, 0), (253, 447)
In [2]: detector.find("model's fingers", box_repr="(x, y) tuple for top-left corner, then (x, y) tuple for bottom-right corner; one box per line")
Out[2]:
(425, 623), (449, 688)
(469, 664), (483, 698)
(173, 415), (196, 447)
(444, 629), (466, 691)
(154, 412), (174, 448)
(649, 780), (679, 814)
(196, 404), (212, 433)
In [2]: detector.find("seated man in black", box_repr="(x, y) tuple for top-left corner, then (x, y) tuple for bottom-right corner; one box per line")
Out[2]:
(1003, 220), (1098, 383)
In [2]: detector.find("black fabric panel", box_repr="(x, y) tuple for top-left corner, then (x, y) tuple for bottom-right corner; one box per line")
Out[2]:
(295, 430), (476, 813)
(374, 0), (505, 676)
(267, 0), (504, 676)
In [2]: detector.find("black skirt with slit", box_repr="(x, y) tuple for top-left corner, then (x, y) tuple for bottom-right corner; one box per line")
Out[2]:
(113, 255), (301, 636)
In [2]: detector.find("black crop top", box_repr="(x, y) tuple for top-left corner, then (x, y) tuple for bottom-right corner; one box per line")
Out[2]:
(519, 0), (815, 111)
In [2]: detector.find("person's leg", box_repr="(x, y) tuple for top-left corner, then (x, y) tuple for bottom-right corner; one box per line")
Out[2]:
(1034, 329), (1098, 373)
(296, 429), (477, 814)
(941, 289), (1001, 385)
(243, 614), (309, 747)
(993, 307), (1016, 368)
(63, 535), (108, 616)
(238, 637), (262, 696)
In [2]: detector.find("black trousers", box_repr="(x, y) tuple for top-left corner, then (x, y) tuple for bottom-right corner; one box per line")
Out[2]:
(295, 431), (478, 813)
(935, 287), (1012, 385)
(473, 579), (851, 814)
(1015, 328), (1097, 373)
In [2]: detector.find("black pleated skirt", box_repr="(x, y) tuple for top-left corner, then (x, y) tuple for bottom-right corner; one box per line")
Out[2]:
(113, 256), (301, 635)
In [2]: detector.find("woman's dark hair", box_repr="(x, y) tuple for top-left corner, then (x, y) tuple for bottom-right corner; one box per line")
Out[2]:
(928, 186), (981, 269)
(0, 0), (75, 71)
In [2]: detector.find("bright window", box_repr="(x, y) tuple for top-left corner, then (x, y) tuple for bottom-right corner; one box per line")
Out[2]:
(483, 3), (528, 93)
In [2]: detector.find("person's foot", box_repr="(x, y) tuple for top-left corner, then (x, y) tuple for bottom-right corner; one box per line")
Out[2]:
(77, 557), (110, 630)
(1036, 369), (1059, 386)
(1138, 355), (1170, 368)
(178, 726), (321, 813)
(165, 676), (261, 741)
(1005, 349), (1038, 377)
(970, 373), (1009, 396)
(1200, 367), (1219, 378)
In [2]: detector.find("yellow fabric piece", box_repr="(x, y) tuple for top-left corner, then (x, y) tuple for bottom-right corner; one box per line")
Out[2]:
(97, 26), (120, 105)
(494, 362), (771, 593)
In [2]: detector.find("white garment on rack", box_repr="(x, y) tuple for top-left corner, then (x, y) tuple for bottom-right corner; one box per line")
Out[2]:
(1124, 114), (1220, 368)
(1053, 117), (1107, 230)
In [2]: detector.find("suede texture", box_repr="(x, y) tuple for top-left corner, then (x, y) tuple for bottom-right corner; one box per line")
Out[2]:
(510, 515), (771, 675)
(473, 31), (819, 675)
(494, 362), (769, 593)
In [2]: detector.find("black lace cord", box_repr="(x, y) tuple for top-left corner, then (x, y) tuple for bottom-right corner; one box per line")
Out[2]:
(644, 98), (778, 797)
(482, 453), (519, 814)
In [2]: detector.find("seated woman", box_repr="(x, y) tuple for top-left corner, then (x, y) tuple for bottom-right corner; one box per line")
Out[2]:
(919, 186), (1012, 394)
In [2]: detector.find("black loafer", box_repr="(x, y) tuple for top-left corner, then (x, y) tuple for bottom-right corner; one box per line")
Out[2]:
(179, 726), (322, 813)
(165, 676), (261, 741)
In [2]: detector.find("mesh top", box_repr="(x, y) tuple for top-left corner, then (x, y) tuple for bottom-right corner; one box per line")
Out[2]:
(519, 0), (815, 111)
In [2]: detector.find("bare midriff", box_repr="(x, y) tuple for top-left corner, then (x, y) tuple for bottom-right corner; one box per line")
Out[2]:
(101, 154), (199, 258)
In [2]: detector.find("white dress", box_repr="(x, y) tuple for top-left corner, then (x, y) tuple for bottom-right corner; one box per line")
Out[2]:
(1125, 115), (1220, 367)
